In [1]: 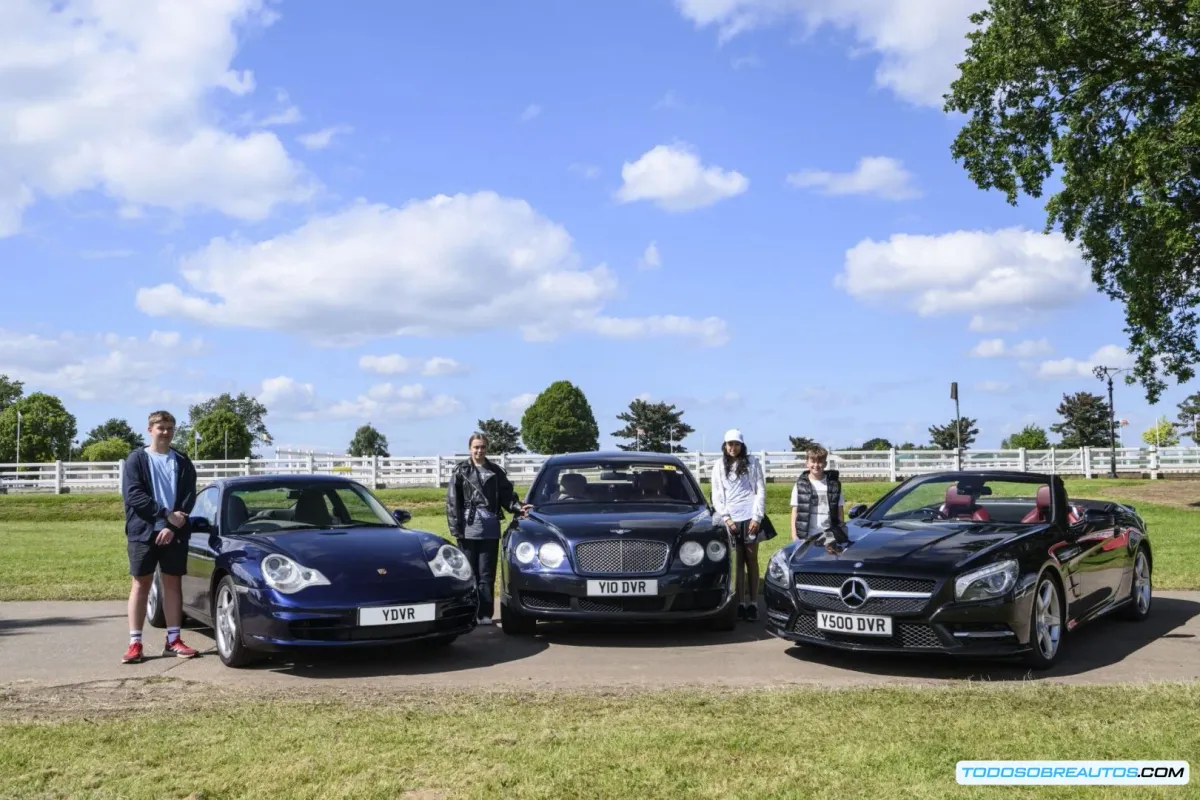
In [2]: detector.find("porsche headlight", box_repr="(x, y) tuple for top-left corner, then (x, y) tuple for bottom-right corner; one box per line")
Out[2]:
(538, 542), (566, 568)
(261, 554), (330, 593)
(706, 540), (727, 562)
(765, 550), (791, 588)
(429, 544), (473, 582)
(955, 559), (1018, 601)
(678, 540), (704, 566)
(514, 541), (537, 564)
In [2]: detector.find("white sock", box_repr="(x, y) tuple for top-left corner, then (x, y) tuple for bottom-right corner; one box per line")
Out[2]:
(167, 626), (180, 643)
(129, 630), (142, 644)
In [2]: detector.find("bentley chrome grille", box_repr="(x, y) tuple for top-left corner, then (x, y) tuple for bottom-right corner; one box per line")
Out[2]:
(575, 539), (669, 574)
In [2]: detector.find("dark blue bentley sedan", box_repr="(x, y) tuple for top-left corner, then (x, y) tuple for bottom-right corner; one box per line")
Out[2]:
(143, 474), (478, 667)
(497, 452), (738, 634)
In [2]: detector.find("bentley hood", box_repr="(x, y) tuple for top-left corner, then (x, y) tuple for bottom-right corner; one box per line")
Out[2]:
(791, 520), (1034, 572)
(521, 504), (710, 544)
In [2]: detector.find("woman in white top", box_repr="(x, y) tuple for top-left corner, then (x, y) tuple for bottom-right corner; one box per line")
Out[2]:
(709, 429), (766, 621)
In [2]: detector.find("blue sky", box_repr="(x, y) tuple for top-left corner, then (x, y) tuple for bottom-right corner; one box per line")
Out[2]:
(1, 0), (1194, 456)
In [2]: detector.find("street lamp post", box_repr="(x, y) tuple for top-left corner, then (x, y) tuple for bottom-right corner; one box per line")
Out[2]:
(1092, 365), (1128, 479)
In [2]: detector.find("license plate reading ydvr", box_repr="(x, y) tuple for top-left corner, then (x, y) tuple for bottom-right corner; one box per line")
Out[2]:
(816, 610), (893, 636)
(358, 603), (436, 626)
(586, 579), (658, 596)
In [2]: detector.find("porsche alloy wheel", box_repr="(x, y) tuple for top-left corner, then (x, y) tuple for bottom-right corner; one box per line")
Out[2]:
(1024, 574), (1063, 670)
(213, 577), (253, 667)
(145, 569), (166, 629)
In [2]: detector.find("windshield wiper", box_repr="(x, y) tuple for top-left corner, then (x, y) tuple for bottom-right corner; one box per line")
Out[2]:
(330, 521), (393, 528)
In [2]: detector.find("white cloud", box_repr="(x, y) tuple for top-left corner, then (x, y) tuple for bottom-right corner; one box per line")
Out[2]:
(137, 191), (728, 347)
(615, 143), (748, 212)
(421, 357), (467, 376)
(786, 156), (919, 200)
(520, 104), (541, 122)
(0, 0), (314, 235)
(496, 392), (537, 418)
(674, 0), (987, 107)
(969, 338), (1052, 358)
(975, 380), (1011, 393)
(836, 227), (1091, 324)
(358, 354), (468, 377)
(1036, 345), (1133, 379)
(569, 163), (602, 180)
(579, 314), (729, 347)
(297, 125), (352, 151)
(639, 241), (662, 270)
(260, 378), (463, 422)
(0, 328), (205, 404)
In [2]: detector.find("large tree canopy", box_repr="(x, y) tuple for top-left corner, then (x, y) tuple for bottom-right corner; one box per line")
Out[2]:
(946, 0), (1200, 403)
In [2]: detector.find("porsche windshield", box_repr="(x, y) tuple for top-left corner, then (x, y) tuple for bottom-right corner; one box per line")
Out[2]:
(225, 483), (398, 533)
(866, 476), (1054, 525)
(533, 462), (702, 505)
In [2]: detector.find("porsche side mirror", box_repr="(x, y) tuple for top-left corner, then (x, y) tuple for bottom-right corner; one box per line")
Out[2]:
(848, 504), (868, 519)
(190, 517), (213, 534)
(392, 509), (412, 525)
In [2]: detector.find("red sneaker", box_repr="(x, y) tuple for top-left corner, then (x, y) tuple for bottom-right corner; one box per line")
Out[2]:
(163, 637), (199, 658)
(122, 642), (144, 663)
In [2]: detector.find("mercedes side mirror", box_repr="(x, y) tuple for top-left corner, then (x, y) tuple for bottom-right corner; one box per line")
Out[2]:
(392, 509), (412, 525)
(848, 504), (868, 519)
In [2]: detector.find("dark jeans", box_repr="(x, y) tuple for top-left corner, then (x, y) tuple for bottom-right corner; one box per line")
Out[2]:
(458, 538), (499, 619)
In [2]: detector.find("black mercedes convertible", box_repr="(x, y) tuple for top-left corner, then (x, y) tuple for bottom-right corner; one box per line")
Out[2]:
(763, 471), (1153, 668)
(497, 452), (738, 634)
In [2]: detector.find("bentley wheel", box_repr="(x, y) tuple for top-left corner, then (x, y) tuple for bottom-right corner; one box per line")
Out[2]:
(145, 569), (166, 629)
(1120, 547), (1152, 621)
(500, 603), (536, 636)
(708, 595), (739, 632)
(213, 576), (254, 667)
(1023, 573), (1064, 670)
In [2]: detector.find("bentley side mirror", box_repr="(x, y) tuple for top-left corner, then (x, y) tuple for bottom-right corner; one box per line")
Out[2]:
(848, 504), (868, 519)
(392, 509), (412, 525)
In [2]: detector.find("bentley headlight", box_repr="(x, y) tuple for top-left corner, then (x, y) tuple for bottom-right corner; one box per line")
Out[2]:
(262, 554), (330, 593)
(706, 540), (727, 562)
(514, 541), (537, 564)
(955, 559), (1018, 601)
(538, 542), (566, 568)
(429, 544), (474, 582)
(765, 550), (791, 588)
(680, 540), (704, 566)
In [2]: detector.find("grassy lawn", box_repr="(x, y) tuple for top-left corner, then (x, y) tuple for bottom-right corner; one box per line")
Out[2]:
(1, 480), (1197, 600)
(2, 683), (1198, 799)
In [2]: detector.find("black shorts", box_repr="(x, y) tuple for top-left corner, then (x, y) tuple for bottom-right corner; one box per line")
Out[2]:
(128, 534), (188, 577)
(727, 519), (761, 547)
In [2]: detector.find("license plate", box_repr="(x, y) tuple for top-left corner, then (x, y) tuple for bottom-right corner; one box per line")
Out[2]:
(358, 603), (436, 626)
(586, 579), (657, 596)
(816, 610), (892, 636)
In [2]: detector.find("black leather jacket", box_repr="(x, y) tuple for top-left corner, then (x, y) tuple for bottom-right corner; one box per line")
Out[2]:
(445, 459), (523, 538)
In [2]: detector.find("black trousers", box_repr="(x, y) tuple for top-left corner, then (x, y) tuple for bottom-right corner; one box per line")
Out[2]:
(458, 538), (499, 618)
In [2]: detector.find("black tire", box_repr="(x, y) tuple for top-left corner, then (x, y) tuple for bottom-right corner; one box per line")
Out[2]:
(708, 595), (739, 631)
(1119, 546), (1152, 621)
(212, 575), (256, 667)
(145, 569), (167, 629)
(500, 602), (537, 636)
(1023, 572), (1066, 670)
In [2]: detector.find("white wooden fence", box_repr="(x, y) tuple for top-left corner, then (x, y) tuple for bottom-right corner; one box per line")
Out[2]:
(3, 446), (1200, 493)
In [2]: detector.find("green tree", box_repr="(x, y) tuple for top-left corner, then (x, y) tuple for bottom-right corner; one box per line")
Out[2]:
(476, 418), (524, 454)
(1177, 392), (1200, 445)
(192, 408), (253, 460)
(0, 375), (22, 412)
(789, 435), (818, 452)
(860, 437), (893, 451)
(520, 380), (599, 454)
(0, 392), (78, 462)
(946, 0), (1200, 403)
(348, 423), (390, 457)
(1049, 392), (1113, 448)
(1142, 419), (1181, 448)
(80, 437), (133, 462)
(82, 417), (145, 452)
(928, 417), (979, 450)
(610, 399), (694, 453)
(1001, 424), (1051, 450)
(175, 392), (271, 452)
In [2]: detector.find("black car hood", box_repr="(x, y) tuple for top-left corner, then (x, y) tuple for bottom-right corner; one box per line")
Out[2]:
(523, 504), (708, 543)
(792, 520), (1035, 572)
(244, 526), (434, 583)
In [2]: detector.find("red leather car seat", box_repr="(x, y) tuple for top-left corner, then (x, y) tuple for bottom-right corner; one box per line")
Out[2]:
(1021, 485), (1052, 523)
(943, 486), (990, 521)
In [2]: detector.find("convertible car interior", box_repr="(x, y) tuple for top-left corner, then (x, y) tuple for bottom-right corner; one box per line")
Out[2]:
(882, 480), (1086, 525)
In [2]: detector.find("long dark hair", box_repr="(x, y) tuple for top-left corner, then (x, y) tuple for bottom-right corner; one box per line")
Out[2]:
(722, 440), (749, 478)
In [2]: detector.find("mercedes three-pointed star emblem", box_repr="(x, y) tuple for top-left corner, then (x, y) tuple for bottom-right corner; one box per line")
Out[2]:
(839, 577), (869, 608)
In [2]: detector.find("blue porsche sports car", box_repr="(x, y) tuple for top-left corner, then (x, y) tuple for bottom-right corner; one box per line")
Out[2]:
(144, 474), (478, 667)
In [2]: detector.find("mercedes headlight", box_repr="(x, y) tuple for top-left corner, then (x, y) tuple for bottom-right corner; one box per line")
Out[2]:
(679, 540), (704, 566)
(429, 544), (473, 582)
(538, 542), (566, 568)
(765, 550), (791, 587)
(955, 559), (1018, 601)
(261, 554), (330, 593)
(706, 540), (727, 562)
(514, 541), (537, 564)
